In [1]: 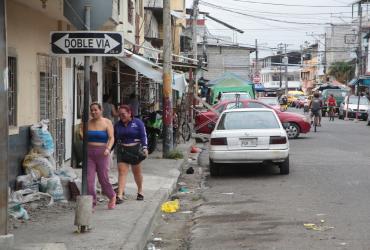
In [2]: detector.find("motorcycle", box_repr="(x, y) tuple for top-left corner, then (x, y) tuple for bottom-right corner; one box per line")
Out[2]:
(142, 111), (163, 154)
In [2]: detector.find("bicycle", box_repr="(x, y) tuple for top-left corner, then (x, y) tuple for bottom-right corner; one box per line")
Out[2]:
(312, 110), (320, 132)
(328, 106), (335, 121)
(174, 95), (192, 146)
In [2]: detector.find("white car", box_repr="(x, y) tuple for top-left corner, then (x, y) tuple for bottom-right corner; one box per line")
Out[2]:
(339, 95), (369, 120)
(219, 92), (251, 102)
(209, 108), (290, 176)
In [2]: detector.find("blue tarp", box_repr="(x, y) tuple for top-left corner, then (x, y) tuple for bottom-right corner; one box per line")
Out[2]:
(348, 77), (370, 87)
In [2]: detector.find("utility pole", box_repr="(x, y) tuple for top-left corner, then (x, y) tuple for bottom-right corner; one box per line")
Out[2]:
(162, 0), (173, 156)
(278, 43), (283, 89)
(255, 39), (258, 75)
(201, 13), (207, 79)
(74, 3), (93, 232)
(284, 43), (288, 95)
(0, 0), (11, 245)
(193, 0), (199, 94)
(323, 32), (327, 75)
(356, 3), (363, 121)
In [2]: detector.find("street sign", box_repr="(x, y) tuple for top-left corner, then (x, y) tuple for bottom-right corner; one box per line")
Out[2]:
(51, 31), (124, 56)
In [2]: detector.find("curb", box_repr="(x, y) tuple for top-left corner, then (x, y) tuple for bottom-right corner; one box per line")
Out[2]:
(120, 158), (186, 250)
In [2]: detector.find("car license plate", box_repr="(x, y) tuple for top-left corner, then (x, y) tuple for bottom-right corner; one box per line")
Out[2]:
(240, 138), (257, 147)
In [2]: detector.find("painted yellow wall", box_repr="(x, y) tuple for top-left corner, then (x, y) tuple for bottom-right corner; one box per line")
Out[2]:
(7, 1), (61, 128)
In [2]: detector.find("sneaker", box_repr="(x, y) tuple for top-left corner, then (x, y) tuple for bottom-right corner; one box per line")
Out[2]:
(116, 196), (124, 204)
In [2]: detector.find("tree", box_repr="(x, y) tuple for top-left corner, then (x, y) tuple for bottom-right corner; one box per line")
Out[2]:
(328, 61), (355, 84)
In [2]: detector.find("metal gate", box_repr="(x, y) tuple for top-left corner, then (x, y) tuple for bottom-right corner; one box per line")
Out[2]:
(38, 54), (65, 167)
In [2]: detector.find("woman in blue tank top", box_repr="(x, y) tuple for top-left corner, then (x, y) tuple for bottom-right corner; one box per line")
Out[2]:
(81, 102), (116, 210)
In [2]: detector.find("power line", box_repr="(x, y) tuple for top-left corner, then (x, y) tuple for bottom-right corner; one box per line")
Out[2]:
(227, 0), (349, 8)
(200, 1), (336, 25)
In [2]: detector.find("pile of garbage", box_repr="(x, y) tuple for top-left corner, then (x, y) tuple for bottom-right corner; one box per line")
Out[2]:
(9, 120), (81, 221)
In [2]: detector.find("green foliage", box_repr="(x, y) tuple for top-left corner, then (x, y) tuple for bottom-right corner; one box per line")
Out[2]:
(328, 61), (355, 84)
(166, 149), (184, 159)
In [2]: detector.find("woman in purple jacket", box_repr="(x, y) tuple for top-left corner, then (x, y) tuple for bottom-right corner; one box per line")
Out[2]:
(114, 105), (148, 204)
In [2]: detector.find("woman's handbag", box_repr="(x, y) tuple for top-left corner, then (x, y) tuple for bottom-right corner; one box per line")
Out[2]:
(119, 144), (146, 165)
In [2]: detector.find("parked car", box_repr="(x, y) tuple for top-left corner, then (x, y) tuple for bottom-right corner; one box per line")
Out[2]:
(321, 89), (349, 117)
(288, 90), (304, 106)
(209, 108), (290, 176)
(258, 97), (281, 111)
(367, 108), (370, 126)
(293, 96), (308, 109)
(219, 92), (251, 102)
(195, 99), (311, 138)
(338, 95), (369, 120)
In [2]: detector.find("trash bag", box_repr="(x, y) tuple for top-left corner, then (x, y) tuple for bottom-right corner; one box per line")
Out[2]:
(30, 119), (54, 156)
(161, 199), (180, 213)
(23, 151), (55, 178)
(9, 204), (29, 220)
(55, 166), (77, 180)
(41, 176), (66, 201)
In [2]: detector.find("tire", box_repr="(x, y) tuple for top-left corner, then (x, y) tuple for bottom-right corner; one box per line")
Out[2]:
(285, 123), (300, 139)
(148, 132), (157, 154)
(279, 156), (290, 175)
(209, 159), (220, 177)
(181, 122), (191, 141)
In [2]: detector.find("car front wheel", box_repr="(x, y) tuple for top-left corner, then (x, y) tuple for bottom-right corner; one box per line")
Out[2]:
(279, 157), (290, 175)
(285, 123), (300, 139)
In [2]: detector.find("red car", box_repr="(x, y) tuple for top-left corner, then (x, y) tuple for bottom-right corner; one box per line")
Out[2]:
(195, 99), (311, 139)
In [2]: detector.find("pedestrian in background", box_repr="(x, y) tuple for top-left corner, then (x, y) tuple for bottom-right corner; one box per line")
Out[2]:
(102, 94), (118, 122)
(128, 93), (139, 118)
(82, 102), (116, 210)
(114, 105), (148, 204)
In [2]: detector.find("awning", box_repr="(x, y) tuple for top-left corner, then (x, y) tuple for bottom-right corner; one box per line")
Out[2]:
(117, 50), (188, 94)
(348, 77), (370, 87)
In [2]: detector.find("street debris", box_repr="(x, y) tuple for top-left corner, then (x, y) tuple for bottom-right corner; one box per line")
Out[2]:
(221, 192), (234, 195)
(186, 166), (194, 174)
(303, 223), (334, 231)
(161, 199), (180, 213)
(9, 204), (29, 220)
(190, 146), (202, 153)
(178, 187), (189, 193)
(153, 237), (162, 242)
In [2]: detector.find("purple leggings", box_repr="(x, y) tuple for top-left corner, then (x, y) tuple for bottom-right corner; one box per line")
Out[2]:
(87, 145), (115, 206)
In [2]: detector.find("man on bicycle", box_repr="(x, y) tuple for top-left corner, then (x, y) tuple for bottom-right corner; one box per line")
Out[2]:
(326, 94), (337, 121)
(309, 92), (322, 126)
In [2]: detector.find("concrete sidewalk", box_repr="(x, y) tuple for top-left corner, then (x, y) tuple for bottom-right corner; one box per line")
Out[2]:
(11, 142), (191, 250)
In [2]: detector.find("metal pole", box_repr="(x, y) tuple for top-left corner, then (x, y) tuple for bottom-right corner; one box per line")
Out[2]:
(71, 58), (76, 169)
(0, 0), (8, 236)
(323, 32), (327, 75)
(193, 0), (199, 98)
(74, 4), (93, 231)
(81, 5), (91, 195)
(162, 0), (173, 157)
(284, 44), (288, 95)
(117, 58), (120, 105)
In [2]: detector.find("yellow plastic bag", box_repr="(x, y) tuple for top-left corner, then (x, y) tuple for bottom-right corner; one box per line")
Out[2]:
(161, 199), (180, 213)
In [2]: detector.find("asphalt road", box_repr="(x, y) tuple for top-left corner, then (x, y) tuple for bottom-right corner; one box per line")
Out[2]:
(190, 111), (370, 250)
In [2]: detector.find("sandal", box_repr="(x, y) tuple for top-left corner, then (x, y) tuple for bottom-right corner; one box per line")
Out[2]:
(136, 193), (144, 201)
(116, 196), (124, 204)
(108, 196), (116, 210)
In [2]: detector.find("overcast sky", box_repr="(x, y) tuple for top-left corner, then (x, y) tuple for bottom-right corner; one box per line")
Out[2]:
(187, 0), (361, 57)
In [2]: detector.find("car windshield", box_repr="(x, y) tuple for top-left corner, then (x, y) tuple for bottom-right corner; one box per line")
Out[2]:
(258, 98), (278, 105)
(348, 96), (369, 105)
(326, 90), (348, 98)
(217, 111), (280, 130)
(221, 93), (251, 100)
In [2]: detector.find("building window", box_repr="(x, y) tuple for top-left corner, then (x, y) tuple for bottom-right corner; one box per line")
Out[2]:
(8, 56), (17, 127)
(128, 0), (134, 24)
(272, 74), (280, 81)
